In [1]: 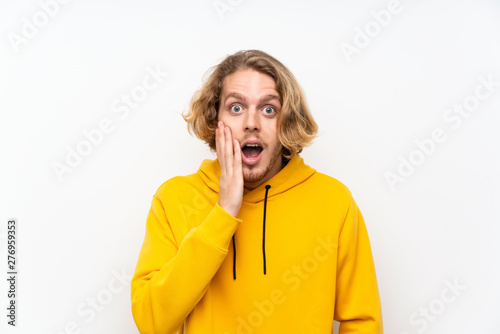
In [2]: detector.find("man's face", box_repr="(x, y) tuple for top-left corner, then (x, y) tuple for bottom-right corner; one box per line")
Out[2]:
(217, 68), (283, 190)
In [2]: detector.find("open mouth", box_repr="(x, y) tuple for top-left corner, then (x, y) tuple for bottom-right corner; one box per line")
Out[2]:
(242, 143), (263, 159)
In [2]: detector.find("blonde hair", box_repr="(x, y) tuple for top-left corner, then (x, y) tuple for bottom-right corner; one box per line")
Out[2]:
(182, 49), (318, 160)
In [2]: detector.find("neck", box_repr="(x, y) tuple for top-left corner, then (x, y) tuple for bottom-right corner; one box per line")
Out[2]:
(243, 156), (289, 193)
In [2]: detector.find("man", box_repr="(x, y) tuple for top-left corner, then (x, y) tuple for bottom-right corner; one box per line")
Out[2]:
(131, 49), (383, 333)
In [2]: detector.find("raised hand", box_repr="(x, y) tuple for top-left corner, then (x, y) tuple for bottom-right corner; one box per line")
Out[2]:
(215, 120), (244, 218)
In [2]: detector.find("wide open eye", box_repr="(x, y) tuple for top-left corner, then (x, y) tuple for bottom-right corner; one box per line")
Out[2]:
(263, 106), (275, 115)
(231, 105), (242, 113)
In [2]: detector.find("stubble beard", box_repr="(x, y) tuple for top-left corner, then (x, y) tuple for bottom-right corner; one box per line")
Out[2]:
(243, 143), (283, 183)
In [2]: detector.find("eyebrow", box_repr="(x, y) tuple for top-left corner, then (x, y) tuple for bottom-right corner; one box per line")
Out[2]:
(223, 92), (281, 105)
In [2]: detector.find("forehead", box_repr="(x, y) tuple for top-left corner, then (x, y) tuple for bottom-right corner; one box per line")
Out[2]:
(220, 69), (279, 99)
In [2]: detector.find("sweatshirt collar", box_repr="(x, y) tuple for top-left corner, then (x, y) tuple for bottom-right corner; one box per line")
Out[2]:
(197, 154), (316, 203)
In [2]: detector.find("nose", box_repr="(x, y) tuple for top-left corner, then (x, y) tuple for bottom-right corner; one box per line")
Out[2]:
(244, 107), (260, 132)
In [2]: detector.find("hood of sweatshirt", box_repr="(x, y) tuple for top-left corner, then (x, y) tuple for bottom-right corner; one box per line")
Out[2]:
(196, 154), (316, 279)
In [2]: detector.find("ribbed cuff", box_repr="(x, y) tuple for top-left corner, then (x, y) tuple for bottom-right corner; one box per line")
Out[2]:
(196, 203), (243, 251)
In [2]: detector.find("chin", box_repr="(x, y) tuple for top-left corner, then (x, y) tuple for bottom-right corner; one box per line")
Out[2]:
(242, 165), (267, 182)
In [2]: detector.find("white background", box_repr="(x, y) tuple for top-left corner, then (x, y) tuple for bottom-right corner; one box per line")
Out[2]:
(1, 0), (500, 333)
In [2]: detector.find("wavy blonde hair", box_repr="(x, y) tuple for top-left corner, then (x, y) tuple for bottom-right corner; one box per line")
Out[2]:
(182, 49), (318, 160)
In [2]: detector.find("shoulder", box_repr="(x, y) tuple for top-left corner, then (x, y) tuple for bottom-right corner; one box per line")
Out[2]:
(312, 172), (351, 193)
(309, 171), (354, 205)
(152, 172), (201, 199)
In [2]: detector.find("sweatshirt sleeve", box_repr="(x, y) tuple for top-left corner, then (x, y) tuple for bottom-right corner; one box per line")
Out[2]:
(334, 195), (383, 333)
(131, 192), (242, 334)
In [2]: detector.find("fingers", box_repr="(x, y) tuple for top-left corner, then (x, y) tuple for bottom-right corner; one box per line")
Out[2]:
(216, 121), (242, 179)
(215, 120), (243, 217)
(233, 138), (242, 175)
(224, 125), (234, 173)
(216, 121), (226, 173)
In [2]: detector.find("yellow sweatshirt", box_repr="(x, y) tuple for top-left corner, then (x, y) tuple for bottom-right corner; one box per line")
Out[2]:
(131, 154), (383, 333)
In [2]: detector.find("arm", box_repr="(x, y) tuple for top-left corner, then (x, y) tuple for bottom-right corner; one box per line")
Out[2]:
(334, 195), (383, 333)
(131, 193), (242, 334)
